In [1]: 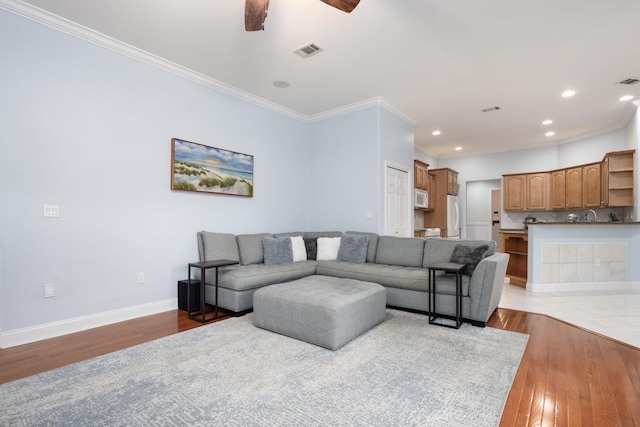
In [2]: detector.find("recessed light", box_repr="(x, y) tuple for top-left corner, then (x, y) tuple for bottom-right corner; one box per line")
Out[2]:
(542, 119), (553, 125)
(273, 80), (290, 88)
(454, 146), (462, 151)
(619, 95), (634, 101)
(561, 90), (576, 97)
(432, 130), (441, 136)
(545, 131), (555, 137)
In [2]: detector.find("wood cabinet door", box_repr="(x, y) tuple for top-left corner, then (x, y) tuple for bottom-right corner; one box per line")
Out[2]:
(525, 173), (548, 210)
(550, 170), (566, 209)
(447, 170), (458, 195)
(601, 157), (609, 206)
(565, 167), (583, 208)
(504, 175), (525, 211)
(582, 163), (601, 208)
(427, 173), (435, 209)
(415, 164), (424, 189)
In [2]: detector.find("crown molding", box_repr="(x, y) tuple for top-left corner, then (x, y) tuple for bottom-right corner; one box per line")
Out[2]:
(1, 0), (417, 127)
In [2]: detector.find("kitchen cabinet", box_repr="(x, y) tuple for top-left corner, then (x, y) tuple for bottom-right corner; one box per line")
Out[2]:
(424, 168), (457, 231)
(525, 173), (549, 210)
(501, 232), (527, 287)
(550, 169), (566, 209)
(503, 174), (526, 211)
(414, 160), (429, 190)
(602, 150), (635, 207)
(565, 167), (583, 209)
(427, 172), (436, 210)
(447, 169), (459, 195)
(582, 163), (601, 208)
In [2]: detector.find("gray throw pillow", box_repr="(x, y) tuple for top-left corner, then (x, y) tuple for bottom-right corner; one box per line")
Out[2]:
(449, 244), (489, 276)
(304, 237), (318, 260)
(337, 234), (369, 264)
(263, 237), (293, 265)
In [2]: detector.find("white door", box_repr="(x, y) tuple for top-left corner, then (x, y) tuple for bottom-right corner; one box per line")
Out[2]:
(385, 165), (410, 236)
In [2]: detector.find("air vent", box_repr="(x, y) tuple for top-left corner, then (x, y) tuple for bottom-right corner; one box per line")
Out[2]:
(616, 78), (639, 85)
(481, 106), (501, 113)
(293, 43), (324, 58)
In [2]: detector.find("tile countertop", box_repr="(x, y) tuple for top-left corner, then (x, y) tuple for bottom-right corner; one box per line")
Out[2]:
(526, 221), (640, 225)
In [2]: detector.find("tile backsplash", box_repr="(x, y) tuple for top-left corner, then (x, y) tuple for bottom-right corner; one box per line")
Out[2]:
(540, 242), (627, 283)
(501, 207), (632, 229)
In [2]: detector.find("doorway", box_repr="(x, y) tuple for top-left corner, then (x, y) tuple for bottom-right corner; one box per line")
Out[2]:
(465, 179), (502, 249)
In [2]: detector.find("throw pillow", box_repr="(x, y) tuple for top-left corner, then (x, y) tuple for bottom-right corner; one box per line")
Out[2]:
(304, 237), (318, 260)
(337, 233), (369, 263)
(449, 244), (490, 276)
(316, 237), (341, 261)
(289, 236), (307, 262)
(263, 237), (293, 265)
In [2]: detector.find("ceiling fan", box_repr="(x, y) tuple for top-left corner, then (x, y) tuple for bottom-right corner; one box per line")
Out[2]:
(245, 0), (360, 31)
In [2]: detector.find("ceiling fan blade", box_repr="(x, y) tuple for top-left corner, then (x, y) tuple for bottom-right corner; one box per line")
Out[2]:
(319, 0), (360, 13)
(245, 0), (270, 31)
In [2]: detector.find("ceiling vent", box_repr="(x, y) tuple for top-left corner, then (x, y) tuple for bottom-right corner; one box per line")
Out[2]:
(481, 106), (501, 113)
(293, 43), (324, 59)
(616, 78), (639, 85)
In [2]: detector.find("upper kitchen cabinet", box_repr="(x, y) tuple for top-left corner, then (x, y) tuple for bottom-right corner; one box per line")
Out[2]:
(503, 173), (549, 211)
(525, 173), (549, 210)
(447, 169), (459, 195)
(503, 174), (526, 211)
(414, 160), (429, 190)
(550, 169), (566, 209)
(582, 162), (601, 208)
(565, 167), (583, 209)
(602, 150), (635, 207)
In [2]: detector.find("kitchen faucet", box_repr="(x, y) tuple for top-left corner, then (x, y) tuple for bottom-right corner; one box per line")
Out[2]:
(585, 209), (597, 222)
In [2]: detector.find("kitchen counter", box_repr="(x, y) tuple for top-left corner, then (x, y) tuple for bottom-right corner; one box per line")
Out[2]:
(500, 229), (527, 234)
(527, 221), (640, 225)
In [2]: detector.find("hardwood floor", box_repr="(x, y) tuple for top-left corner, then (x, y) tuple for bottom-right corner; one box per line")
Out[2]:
(1, 308), (639, 426)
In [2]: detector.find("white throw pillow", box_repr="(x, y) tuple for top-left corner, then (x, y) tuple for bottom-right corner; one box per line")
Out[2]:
(316, 237), (342, 261)
(289, 236), (307, 262)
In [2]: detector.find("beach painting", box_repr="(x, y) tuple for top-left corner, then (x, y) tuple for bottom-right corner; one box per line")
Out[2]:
(171, 138), (254, 197)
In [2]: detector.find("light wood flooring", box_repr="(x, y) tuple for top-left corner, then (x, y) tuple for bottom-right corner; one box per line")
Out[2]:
(1, 308), (639, 426)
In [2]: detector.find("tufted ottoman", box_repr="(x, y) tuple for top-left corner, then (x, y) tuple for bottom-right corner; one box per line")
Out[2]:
(253, 275), (386, 350)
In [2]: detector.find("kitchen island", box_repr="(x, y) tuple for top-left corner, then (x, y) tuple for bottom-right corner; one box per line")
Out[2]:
(525, 222), (640, 292)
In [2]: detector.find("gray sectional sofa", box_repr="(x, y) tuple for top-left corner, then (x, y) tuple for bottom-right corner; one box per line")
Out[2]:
(196, 231), (509, 326)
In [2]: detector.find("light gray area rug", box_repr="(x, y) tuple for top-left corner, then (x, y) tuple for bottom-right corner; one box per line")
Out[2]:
(0, 310), (528, 426)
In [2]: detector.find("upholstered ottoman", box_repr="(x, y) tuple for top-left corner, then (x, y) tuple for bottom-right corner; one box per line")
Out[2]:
(253, 275), (386, 350)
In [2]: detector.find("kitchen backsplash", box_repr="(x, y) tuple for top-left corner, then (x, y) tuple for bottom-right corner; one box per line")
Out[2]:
(501, 207), (633, 229)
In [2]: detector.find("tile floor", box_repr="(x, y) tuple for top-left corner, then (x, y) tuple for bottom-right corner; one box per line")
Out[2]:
(499, 283), (640, 348)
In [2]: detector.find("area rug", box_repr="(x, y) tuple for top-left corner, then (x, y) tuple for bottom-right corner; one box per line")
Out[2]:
(0, 310), (528, 426)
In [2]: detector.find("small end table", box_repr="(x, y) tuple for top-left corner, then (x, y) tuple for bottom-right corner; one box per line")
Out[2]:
(428, 262), (466, 329)
(187, 259), (238, 323)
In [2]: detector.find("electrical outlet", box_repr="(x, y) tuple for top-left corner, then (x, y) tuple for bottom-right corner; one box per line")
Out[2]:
(366, 211), (374, 219)
(43, 283), (56, 298)
(137, 272), (145, 284)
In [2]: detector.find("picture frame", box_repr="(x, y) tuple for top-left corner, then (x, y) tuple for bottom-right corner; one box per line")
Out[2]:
(171, 138), (254, 197)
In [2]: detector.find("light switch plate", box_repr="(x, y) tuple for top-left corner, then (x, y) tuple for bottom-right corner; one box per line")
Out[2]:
(43, 283), (56, 298)
(44, 205), (60, 217)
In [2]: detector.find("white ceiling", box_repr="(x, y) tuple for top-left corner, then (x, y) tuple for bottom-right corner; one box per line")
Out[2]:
(7, 0), (640, 157)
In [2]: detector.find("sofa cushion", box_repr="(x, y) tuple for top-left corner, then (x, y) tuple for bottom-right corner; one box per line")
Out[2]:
(337, 233), (369, 264)
(215, 262), (317, 291)
(449, 244), (490, 276)
(375, 236), (425, 268)
(273, 232), (304, 238)
(236, 233), (272, 265)
(290, 236), (307, 262)
(303, 231), (343, 239)
(345, 231), (379, 263)
(316, 261), (432, 292)
(317, 237), (341, 261)
(263, 237), (293, 265)
(423, 238), (496, 269)
(201, 231), (240, 262)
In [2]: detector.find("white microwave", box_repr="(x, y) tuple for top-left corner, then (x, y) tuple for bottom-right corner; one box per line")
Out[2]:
(414, 189), (428, 208)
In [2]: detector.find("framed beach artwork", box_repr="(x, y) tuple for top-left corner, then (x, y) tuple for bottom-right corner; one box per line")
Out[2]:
(171, 138), (254, 197)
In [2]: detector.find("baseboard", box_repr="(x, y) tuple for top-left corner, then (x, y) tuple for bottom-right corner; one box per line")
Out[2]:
(527, 281), (640, 293)
(0, 298), (177, 349)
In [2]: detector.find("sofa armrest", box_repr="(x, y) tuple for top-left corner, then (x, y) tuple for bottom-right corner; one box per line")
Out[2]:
(467, 252), (510, 321)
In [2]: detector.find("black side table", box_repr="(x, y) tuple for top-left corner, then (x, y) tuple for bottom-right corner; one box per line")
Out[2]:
(428, 262), (466, 329)
(188, 259), (239, 323)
